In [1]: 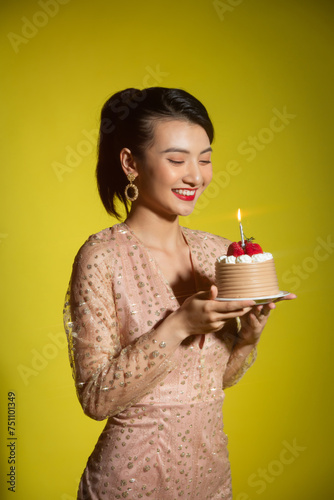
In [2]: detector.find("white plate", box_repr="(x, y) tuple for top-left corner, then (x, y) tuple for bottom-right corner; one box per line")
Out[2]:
(215, 291), (290, 305)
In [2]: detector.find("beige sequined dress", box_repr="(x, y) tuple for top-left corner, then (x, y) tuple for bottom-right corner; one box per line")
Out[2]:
(63, 223), (256, 500)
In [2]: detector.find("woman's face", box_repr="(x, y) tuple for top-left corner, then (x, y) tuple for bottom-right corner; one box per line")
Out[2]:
(134, 119), (213, 218)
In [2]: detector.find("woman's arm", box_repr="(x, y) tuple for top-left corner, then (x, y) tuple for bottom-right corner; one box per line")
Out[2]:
(223, 294), (296, 388)
(223, 340), (257, 389)
(64, 246), (258, 420)
(222, 304), (272, 388)
(64, 246), (184, 421)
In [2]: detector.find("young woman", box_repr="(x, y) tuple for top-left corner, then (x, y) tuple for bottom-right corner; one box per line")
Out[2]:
(64, 87), (295, 499)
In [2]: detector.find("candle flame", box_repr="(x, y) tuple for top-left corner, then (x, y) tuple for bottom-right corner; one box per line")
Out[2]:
(237, 208), (241, 222)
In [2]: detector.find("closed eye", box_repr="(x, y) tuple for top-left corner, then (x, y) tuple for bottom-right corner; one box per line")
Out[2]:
(168, 159), (184, 165)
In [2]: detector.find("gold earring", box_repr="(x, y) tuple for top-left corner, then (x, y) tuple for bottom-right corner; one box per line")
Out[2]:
(124, 173), (138, 202)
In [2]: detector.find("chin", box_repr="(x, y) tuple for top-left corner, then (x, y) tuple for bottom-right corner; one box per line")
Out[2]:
(177, 206), (196, 217)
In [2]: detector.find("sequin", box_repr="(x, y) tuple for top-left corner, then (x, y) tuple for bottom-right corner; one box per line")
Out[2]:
(64, 223), (256, 500)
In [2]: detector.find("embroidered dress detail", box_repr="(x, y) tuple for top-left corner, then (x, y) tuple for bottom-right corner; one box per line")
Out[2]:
(63, 223), (256, 499)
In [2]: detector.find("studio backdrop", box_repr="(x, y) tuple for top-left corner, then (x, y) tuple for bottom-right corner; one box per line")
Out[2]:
(1, 0), (333, 498)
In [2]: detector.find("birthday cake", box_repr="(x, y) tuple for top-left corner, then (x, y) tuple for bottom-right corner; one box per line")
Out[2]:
(215, 239), (280, 299)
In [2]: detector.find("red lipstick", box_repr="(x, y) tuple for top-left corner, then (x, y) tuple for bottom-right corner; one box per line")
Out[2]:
(172, 189), (197, 201)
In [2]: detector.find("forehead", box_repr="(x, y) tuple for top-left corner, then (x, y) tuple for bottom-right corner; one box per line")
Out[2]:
(150, 119), (210, 149)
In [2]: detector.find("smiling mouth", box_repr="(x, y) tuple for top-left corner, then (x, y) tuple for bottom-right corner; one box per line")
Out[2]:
(172, 189), (197, 201)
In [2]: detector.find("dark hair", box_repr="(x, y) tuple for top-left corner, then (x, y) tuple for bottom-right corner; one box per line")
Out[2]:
(96, 87), (214, 219)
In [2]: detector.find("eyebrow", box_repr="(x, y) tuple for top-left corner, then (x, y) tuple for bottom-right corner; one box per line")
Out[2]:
(160, 146), (213, 154)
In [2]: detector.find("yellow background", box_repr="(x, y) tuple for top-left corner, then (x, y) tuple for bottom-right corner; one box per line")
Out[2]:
(1, 0), (333, 498)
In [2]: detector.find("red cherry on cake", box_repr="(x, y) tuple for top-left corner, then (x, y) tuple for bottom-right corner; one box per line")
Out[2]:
(227, 242), (245, 257)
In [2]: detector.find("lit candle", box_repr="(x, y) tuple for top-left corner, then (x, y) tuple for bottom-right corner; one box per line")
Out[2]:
(238, 208), (245, 248)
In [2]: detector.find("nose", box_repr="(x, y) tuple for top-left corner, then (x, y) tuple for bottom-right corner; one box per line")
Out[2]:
(182, 160), (203, 186)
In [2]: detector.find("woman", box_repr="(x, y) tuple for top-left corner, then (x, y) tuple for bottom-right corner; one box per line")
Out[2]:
(64, 87), (294, 499)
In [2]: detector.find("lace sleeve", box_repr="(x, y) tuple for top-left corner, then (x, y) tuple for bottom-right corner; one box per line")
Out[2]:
(222, 317), (257, 389)
(223, 346), (257, 389)
(63, 244), (177, 421)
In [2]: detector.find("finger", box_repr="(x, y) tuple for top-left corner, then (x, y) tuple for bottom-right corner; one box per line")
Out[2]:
(214, 307), (253, 322)
(205, 300), (254, 316)
(274, 293), (297, 303)
(284, 293), (297, 300)
(209, 285), (218, 301)
(260, 304), (273, 316)
(237, 306), (254, 316)
(215, 300), (256, 312)
(248, 304), (271, 321)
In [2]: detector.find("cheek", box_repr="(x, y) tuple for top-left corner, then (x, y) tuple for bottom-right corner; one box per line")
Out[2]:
(159, 168), (181, 186)
(147, 163), (177, 183)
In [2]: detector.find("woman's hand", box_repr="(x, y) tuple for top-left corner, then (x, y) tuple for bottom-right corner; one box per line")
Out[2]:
(237, 293), (297, 347)
(170, 285), (256, 342)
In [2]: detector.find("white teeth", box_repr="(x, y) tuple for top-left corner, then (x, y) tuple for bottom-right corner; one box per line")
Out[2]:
(173, 189), (195, 196)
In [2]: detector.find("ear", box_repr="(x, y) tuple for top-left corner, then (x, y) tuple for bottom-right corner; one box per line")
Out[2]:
(120, 148), (138, 178)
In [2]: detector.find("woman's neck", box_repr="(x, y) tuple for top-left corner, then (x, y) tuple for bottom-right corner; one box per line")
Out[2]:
(124, 206), (184, 252)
